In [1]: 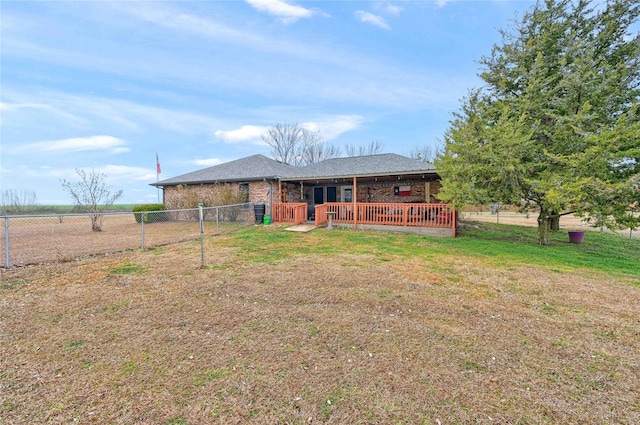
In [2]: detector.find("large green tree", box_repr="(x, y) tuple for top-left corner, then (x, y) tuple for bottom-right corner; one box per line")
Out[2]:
(436, 0), (640, 245)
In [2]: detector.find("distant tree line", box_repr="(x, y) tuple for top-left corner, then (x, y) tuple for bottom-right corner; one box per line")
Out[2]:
(1, 189), (39, 213)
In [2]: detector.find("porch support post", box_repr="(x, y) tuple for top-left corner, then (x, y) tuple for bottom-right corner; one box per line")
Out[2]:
(353, 176), (357, 230)
(279, 181), (283, 202)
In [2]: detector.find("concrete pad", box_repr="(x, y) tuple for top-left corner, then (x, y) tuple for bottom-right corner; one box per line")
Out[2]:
(285, 224), (318, 233)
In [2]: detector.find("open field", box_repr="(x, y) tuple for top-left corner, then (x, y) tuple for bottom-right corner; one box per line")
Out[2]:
(461, 211), (638, 239)
(0, 205), (138, 215)
(1, 224), (639, 424)
(1, 208), (253, 267)
(1, 215), (199, 266)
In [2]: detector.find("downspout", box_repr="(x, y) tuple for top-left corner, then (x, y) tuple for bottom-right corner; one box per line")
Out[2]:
(269, 180), (274, 219)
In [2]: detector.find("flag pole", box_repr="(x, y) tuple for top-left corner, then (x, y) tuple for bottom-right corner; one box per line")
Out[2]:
(156, 153), (161, 203)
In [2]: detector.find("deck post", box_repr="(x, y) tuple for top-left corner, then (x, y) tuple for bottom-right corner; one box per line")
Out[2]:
(353, 176), (357, 230)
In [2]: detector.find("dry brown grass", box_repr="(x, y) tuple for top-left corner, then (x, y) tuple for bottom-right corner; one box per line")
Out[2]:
(2, 215), (246, 266)
(1, 232), (639, 424)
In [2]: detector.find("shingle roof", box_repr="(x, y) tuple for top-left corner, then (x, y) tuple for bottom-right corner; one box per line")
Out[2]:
(291, 153), (435, 180)
(152, 154), (298, 186)
(152, 153), (436, 186)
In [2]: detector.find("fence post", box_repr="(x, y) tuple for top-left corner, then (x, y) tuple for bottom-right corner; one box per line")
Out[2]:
(141, 213), (146, 249)
(4, 216), (9, 269)
(199, 204), (205, 268)
(216, 207), (219, 233)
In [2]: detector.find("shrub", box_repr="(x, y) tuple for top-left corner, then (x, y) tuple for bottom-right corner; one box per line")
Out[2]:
(133, 204), (169, 223)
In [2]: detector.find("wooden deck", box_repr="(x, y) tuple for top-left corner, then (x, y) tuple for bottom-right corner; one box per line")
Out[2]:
(272, 203), (308, 225)
(272, 202), (457, 237)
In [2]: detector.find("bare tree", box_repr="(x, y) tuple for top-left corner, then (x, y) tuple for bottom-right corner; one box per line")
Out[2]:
(60, 169), (123, 232)
(406, 143), (442, 163)
(1, 189), (38, 213)
(261, 122), (324, 166)
(345, 140), (385, 157)
(302, 142), (342, 165)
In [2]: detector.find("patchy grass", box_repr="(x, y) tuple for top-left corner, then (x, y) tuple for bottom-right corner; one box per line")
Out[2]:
(109, 263), (144, 275)
(62, 339), (85, 350)
(1, 225), (639, 424)
(0, 279), (26, 290)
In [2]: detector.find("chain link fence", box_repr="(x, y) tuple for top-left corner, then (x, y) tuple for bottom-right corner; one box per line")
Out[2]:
(1, 203), (257, 268)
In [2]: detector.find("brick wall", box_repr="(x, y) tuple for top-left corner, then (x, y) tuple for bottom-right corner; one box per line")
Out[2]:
(163, 179), (441, 210)
(280, 182), (302, 203)
(358, 181), (441, 203)
(247, 181), (279, 205)
(281, 180), (442, 205)
(163, 181), (280, 210)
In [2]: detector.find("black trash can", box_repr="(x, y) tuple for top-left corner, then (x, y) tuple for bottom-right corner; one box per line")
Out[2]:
(254, 204), (266, 224)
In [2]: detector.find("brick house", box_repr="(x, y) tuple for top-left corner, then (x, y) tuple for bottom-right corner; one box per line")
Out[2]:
(152, 153), (455, 236)
(152, 154), (295, 210)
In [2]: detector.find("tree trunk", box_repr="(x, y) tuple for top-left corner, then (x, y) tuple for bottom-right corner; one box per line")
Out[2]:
(549, 213), (560, 231)
(536, 208), (551, 245)
(91, 215), (102, 232)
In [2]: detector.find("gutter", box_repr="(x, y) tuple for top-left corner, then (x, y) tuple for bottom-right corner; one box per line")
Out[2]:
(278, 170), (439, 182)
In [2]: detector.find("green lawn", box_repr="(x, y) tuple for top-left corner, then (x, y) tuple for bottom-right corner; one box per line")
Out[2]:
(223, 222), (640, 284)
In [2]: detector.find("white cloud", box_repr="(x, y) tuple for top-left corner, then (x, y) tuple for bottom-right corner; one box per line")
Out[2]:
(303, 115), (364, 141)
(1, 89), (221, 136)
(2, 5), (461, 112)
(193, 158), (224, 167)
(116, 3), (267, 48)
(23, 164), (151, 184)
(355, 11), (390, 30)
(215, 116), (362, 146)
(15, 135), (129, 154)
(374, 2), (403, 16)
(245, 0), (315, 24)
(434, 0), (455, 8)
(214, 125), (270, 144)
(102, 2), (331, 61)
(99, 165), (157, 182)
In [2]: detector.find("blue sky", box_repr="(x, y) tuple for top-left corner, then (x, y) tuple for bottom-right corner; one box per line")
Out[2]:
(1, 0), (536, 205)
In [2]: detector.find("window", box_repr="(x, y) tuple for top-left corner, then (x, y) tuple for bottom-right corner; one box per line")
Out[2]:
(239, 183), (249, 202)
(327, 186), (337, 202)
(314, 187), (324, 204)
(342, 187), (353, 203)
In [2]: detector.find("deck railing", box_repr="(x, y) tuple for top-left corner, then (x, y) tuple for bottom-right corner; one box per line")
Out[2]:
(272, 202), (308, 225)
(315, 203), (456, 232)
(274, 202), (457, 236)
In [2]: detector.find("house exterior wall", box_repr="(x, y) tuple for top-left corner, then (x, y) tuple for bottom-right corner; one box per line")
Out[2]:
(291, 180), (441, 204)
(280, 182), (303, 203)
(357, 181), (428, 203)
(247, 181), (280, 205)
(163, 181), (280, 210)
(304, 181), (440, 203)
(162, 179), (440, 210)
